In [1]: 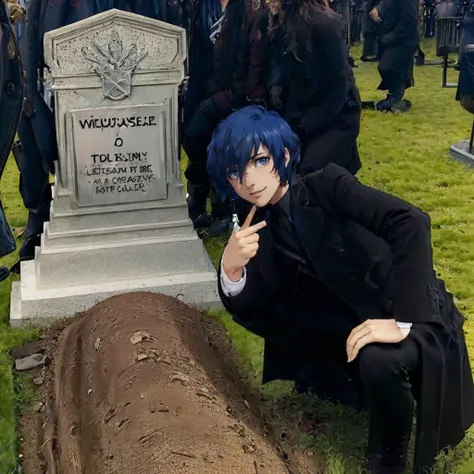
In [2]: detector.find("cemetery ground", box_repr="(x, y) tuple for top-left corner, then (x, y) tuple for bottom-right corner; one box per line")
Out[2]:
(1, 40), (474, 473)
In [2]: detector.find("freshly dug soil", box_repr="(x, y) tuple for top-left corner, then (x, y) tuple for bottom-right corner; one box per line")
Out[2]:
(40, 292), (292, 474)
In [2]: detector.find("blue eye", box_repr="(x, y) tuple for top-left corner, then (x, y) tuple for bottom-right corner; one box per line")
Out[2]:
(228, 169), (241, 180)
(255, 157), (270, 167)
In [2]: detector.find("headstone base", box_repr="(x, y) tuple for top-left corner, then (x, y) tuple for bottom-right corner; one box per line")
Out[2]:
(11, 261), (221, 327)
(450, 140), (474, 167)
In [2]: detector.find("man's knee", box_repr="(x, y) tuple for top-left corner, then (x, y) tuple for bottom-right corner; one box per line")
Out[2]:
(378, 61), (392, 77)
(358, 343), (401, 385)
(358, 340), (419, 386)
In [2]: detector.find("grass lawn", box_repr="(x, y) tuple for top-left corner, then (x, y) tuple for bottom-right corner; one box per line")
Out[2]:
(1, 39), (474, 473)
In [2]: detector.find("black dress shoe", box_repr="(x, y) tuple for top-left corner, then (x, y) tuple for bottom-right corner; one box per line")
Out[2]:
(209, 216), (231, 238)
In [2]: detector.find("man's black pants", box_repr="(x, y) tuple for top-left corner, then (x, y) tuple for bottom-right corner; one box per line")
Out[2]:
(267, 324), (422, 470)
(359, 338), (421, 468)
(182, 103), (228, 218)
(378, 44), (417, 100)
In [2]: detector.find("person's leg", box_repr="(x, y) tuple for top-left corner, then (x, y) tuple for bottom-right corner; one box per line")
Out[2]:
(183, 100), (230, 235)
(358, 338), (421, 473)
(299, 107), (361, 175)
(17, 112), (52, 241)
(376, 46), (415, 112)
(361, 9), (378, 60)
(182, 104), (217, 229)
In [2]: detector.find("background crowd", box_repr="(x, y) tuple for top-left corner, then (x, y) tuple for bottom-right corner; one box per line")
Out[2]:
(1, 0), (473, 257)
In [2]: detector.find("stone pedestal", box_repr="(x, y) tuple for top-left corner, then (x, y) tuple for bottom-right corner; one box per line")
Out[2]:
(450, 140), (474, 167)
(11, 10), (220, 327)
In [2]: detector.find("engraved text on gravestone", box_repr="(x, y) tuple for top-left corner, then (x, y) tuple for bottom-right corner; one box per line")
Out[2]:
(71, 104), (167, 206)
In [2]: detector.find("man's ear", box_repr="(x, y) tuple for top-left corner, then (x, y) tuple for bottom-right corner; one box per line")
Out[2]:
(284, 148), (291, 167)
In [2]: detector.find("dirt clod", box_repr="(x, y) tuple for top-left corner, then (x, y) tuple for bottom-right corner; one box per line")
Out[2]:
(169, 372), (190, 386)
(33, 377), (44, 386)
(130, 330), (154, 345)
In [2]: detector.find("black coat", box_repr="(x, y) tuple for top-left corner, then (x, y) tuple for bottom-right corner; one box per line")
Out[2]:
(185, 0), (269, 122)
(219, 164), (474, 468)
(0, 1), (22, 258)
(0, 0), (23, 179)
(375, 0), (420, 91)
(269, 10), (360, 138)
(377, 0), (420, 48)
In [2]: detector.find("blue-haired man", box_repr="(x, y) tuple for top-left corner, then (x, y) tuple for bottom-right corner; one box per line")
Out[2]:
(207, 106), (474, 474)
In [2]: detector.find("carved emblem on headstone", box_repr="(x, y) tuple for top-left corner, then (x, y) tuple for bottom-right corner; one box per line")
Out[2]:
(82, 31), (147, 100)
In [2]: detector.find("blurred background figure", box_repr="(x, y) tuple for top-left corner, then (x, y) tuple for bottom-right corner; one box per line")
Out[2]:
(351, 0), (366, 43)
(268, 0), (362, 175)
(0, 0), (24, 280)
(182, 0), (269, 237)
(371, 0), (421, 111)
(361, 0), (380, 61)
(456, 0), (474, 113)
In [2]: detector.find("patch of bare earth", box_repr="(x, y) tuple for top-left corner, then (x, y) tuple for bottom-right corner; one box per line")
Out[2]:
(17, 292), (320, 473)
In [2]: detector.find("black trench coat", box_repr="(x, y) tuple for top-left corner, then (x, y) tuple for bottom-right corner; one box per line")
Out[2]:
(376, 0), (421, 92)
(219, 164), (474, 468)
(0, 1), (23, 258)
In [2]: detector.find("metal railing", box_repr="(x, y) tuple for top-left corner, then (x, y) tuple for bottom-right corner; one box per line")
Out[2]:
(436, 17), (463, 87)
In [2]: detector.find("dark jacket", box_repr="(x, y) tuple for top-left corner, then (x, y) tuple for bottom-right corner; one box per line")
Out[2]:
(186, 0), (269, 119)
(219, 164), (474, 468)
(0, 0), (22, 257)
(377, 0), (421, 48)
(0, 0), (23, 178)
(456, 0), (474, 99)
(269, 10), (360, 138)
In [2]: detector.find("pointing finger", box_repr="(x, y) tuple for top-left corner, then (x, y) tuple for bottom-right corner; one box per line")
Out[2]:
(241, 205), (257, 229)
(239, 220), (267, 237)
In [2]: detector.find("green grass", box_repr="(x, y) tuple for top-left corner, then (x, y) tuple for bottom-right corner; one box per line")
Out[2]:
(1, 38), (474, 473)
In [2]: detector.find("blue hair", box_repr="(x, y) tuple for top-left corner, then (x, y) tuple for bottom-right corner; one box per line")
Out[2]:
(207, 106), (301, 202)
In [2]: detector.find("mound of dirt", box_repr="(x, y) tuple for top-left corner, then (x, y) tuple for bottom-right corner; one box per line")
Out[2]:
(39, 292), (293, 474)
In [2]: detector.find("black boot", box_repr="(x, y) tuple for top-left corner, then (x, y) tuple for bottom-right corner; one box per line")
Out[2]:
(209, 189), (230, 238)
(20, 183), (52, 240)
(365, 425), (411, 474)
(10, 234), (42, 275)
(187, 183), (212, 233)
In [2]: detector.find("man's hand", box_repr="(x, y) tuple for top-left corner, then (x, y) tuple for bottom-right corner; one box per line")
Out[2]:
(369, 8), (382, 22)
(7, 0), (25, 25)
(221, 205), (266, 282)
(346, 319), (408, 363)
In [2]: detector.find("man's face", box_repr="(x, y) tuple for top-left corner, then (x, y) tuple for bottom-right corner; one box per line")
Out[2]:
(227, 146), (286, 207)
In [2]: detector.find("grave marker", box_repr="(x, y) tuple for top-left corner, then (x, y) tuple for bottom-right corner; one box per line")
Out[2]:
(11, 10), (220, 326)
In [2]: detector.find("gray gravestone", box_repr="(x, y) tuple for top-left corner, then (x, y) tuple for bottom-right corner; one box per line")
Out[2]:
(10, 10), (220, 326)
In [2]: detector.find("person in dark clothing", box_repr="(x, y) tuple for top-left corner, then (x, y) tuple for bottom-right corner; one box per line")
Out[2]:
(207, 106), (474, 474)
(268, 0), (362, 175)
(456, 0), (474, 112)
(351, 0), (365, 43)
(370, 0), (421, 111)
(0, 0), (24, 280)
(423, 0), (437, 38)
(182, 0), (269, 236)
(361, 0), (379, 60)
